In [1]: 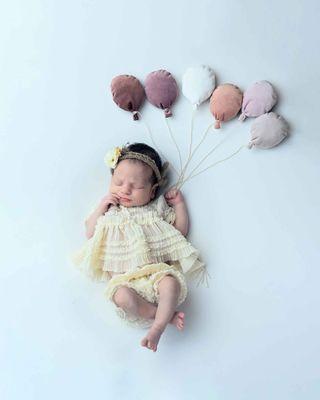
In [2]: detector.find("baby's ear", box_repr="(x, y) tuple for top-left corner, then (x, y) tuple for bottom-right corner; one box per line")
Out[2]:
(151, 183), (158, 198)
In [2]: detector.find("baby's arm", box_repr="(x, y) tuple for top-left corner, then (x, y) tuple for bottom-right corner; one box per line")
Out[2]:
(164, 189), (189, 236)
(85, 193), (119, 239)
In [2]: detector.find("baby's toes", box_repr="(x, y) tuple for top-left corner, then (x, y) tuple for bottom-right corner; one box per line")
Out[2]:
(148, 340), (156, 351)
(141, 337), (148, 347)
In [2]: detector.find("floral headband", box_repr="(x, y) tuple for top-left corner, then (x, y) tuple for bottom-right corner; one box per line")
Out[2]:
(104, 145), (169, 188)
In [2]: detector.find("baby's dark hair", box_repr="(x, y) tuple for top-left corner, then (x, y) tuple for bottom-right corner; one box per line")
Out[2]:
(111, 142), (163, 194)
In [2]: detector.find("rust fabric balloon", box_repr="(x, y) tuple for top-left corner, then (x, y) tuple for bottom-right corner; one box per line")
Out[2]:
(110, 75), (145, 120)
(210, 83), (243, 129)
(145, 70), (178, 117)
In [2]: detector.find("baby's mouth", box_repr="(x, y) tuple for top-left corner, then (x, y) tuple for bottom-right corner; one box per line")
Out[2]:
(120, 197), (131, 202)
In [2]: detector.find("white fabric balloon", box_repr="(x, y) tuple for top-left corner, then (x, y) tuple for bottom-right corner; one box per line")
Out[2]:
(182, 65), (216, 108)
(248, 112), (289, 149)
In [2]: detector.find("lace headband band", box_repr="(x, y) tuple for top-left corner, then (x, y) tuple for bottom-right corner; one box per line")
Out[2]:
(104, 146), (169, 187)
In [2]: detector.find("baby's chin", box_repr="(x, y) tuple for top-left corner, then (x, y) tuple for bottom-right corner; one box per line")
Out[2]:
(119, 197), (152, 207)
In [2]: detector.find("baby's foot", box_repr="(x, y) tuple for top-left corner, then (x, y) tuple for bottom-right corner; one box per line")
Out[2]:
(140, 312), (185, 352)
(141, 324), (164, 352)
(170, 311), (185, 331)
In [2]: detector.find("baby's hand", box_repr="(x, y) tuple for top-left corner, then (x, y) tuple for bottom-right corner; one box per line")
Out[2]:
(164, 187), (184, 206)
(97, 193), (120, 213)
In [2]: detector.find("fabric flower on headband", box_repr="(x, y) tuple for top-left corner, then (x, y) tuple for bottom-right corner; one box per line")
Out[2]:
(104, 146), (123, 169)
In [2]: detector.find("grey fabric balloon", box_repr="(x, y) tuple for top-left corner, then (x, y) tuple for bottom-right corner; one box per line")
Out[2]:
(248, 112), (289, 149)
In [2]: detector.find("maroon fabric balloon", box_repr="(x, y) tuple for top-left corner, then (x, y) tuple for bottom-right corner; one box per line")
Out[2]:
(145, 70), (178, 117)
(110, 75), (145, 120)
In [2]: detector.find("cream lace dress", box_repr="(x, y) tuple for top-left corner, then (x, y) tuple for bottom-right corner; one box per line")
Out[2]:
(73, 194), (209, 328)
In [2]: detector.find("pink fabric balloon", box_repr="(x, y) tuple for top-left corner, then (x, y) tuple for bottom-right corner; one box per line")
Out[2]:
(145, 70), (178, 118)
(210, 84), (243, 129)
(111, 75), (145, 120)
(239, 80), (278, 121)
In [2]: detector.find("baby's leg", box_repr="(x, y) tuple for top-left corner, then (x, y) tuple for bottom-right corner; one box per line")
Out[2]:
(113, 286), (184, 328)
(141, 275), (181, 352)
(113, 286), (157, 320)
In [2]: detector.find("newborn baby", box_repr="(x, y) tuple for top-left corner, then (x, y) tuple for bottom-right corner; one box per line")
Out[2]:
(74, 142), (207, 352)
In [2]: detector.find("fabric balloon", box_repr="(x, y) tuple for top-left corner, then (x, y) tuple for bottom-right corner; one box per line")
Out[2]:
(111, 75), (145, 120)
(248, 112), (289, 149)
(182, 65), (216, 108)
(239, 80), (278, 121)
(145, 70), (178, 117)
(210, 84), (243, 129)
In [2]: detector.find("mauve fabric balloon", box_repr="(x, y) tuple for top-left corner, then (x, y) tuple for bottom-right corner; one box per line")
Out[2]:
(239, 80), (278, 121)
(145, 70), (178, 117)
(182, 65), (216, 108)
(111, 75), (145, 120)
(210, 84), (243, 129)
(248, 112), (289, 149)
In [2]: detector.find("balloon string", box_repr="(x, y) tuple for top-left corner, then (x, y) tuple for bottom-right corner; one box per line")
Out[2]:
(177, 120), (215, 187)
(176, 107), (196, 187)
(164, 117), (183, 175)
(136, 111), (164, 159)
(176, 132), (228, 189)
(178, 144), (246, 188)
(136, 111), (179, 177)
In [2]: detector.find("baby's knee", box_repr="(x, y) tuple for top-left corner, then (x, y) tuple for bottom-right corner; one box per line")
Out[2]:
(158, 274), (180, 292)
(113, 286), (135, 308)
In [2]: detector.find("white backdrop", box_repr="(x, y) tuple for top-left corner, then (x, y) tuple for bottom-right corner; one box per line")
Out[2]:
(1, 1), (320, 399)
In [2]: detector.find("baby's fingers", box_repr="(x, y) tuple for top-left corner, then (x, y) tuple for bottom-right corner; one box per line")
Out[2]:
(109, 198), (119, 205)
(102, 197), (118, 207)
(165, 189), (177, 198)
(102, 193), (119, 200)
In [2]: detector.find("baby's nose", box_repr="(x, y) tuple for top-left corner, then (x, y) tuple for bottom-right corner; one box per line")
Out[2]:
(121, 185), (131, 194)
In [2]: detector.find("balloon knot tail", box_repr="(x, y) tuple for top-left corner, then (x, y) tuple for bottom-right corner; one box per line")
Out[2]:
(239, 113), (246, 122)
(133, 111), (139, 120)
(164, 108), (172, 118)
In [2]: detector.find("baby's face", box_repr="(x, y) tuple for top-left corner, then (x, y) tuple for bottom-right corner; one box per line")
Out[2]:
(109, 159), (157, 207)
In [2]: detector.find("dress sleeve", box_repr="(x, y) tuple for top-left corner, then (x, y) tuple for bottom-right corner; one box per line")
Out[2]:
(156, 195), (176, 225)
